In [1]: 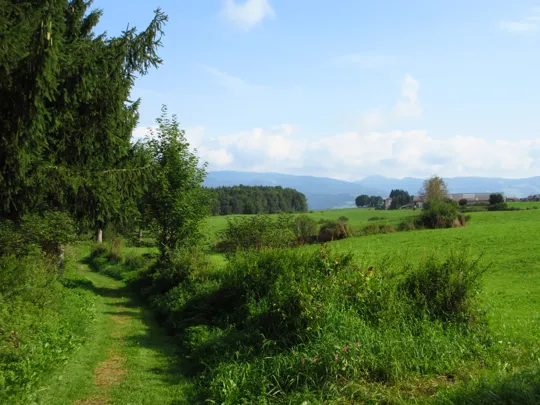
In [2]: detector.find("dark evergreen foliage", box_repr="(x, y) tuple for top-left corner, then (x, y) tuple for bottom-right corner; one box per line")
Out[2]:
(208, 185), (308, 215)
(389, 189), (413, 209)
(355, 194), (383, 207)
(0, 0), (167, 232)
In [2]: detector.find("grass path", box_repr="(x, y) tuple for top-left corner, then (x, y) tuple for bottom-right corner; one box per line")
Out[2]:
(38, 259), (194, 405)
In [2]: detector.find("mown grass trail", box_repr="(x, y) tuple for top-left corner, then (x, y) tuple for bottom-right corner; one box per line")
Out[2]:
(38, 251), (193, 405)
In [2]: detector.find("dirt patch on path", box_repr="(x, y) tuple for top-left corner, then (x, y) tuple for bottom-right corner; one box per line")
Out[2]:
(74, 302), (129, 404)
(94, 349), (127, 389)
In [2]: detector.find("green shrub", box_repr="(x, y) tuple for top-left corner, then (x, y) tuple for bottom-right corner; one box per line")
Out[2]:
(459, 198), (468, 206)
(361, 223), (397, 235)
(108, 236), (124, 262)
(398, 220), (418, 231)
(488, 202), (509, 211)
(417, 200), (463, 229)
(217, 214), (295, 252)
(368, 216), (385, 221)
(399, 252), (486, 322)
(338, 215), (349, 223)
(317, 220), (353, 242)
(91, 242), (108, 257)
(139, 248), (215, 300)
(489, 193), (505, 205)
(132, 246), (491, 403)
(0, 254), (95, 403)
(291, 214), (318, 245)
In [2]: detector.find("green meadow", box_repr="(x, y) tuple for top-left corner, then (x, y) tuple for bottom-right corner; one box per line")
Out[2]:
(34, 205), (538, 404)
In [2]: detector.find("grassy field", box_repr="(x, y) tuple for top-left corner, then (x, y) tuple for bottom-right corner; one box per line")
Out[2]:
(204, 207), (418, 243)
(204, 202), (540, 243)
(39, 207), (540, 404)
(198, 207), (540, 402)
(297, 208), (539, 401)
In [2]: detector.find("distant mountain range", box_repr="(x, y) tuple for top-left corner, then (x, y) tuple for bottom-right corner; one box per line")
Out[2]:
(204, 171), (540, 210)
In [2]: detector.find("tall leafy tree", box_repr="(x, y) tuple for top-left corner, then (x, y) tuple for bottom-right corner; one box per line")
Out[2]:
(143, 106), (210, 258)
(355, 194), (369, 207)
(419, 176), (449, 202)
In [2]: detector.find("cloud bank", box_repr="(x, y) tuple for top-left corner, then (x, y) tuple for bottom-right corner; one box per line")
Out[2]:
(133, 73), (540, 180)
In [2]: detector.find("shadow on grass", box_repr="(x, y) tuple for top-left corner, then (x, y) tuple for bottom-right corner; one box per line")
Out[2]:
(62, 277), (130, 298)
(75, 253), (200, 404)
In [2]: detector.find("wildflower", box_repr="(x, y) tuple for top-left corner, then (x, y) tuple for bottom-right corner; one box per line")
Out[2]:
(343, 347), (348, 353)
(355, 343), (360, 347)
(301, 359), (305, 365)
(313, 358), (317, 363)
(334, 355), (339, 361)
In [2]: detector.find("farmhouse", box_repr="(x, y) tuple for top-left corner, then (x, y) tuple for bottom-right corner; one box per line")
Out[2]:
(413, 192), (506, 207)
(521, 194), (540, 202)
(448, 193), (501, 204)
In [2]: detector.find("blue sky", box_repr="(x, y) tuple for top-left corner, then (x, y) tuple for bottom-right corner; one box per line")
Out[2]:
(93, 0), (540, 180)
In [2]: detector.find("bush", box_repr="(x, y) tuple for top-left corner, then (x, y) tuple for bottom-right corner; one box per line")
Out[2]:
(137, 247), (491, 403)
(317, 220), (353, 242)
(217, 214), (295, 252)
(0, 253), (95, 403)
(418, 200), (462, 229)
(488, 202), (508, 211)
(144, 248), (214, 298)
(338, 215), (349, 223)
(459, 198), (468, 206)
(398, 220), (418, 231)
(108, 236), (124, 262)
(489, 193), (505, 205)
(399, 252), (486, 322)
(361, 223), (397, 236)
(368, 216), (385, 221)
(291, 215), (318, 245)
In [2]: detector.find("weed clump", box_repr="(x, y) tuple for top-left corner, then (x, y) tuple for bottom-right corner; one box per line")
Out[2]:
(399, 252), (487, 323)
(361, 223), (397, 235)
(138, 246), (491, 403)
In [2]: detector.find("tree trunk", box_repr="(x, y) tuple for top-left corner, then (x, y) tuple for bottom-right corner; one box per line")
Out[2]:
(138, 227), (143, 245)
(96, 228), (103, 243)
(57, 244), (65, 276)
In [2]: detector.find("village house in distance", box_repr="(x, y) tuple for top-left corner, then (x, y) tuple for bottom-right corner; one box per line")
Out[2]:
(384, 192), (518, 210)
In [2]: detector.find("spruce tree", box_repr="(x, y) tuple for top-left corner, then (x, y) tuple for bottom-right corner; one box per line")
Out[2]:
(0, 1), (167, 241)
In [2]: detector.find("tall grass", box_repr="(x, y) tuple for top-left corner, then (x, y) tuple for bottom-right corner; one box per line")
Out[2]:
(118, 244), (493, 403)
(0, 251), (96, 403)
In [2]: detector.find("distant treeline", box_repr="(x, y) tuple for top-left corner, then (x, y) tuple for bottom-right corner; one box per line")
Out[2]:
(209, 186), (308, 215)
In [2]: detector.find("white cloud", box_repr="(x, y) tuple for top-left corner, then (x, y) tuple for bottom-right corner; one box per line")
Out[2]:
(360, 109), (385, 130)
(394, 74), (423, 119)
(131, 71), (540, 180)
(500, 8), (540, 33)
(133, 124), (540, 180)
(222, 0), (275, 31)
(218, 126), (308, 167)
(333, 54), (389, 69)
